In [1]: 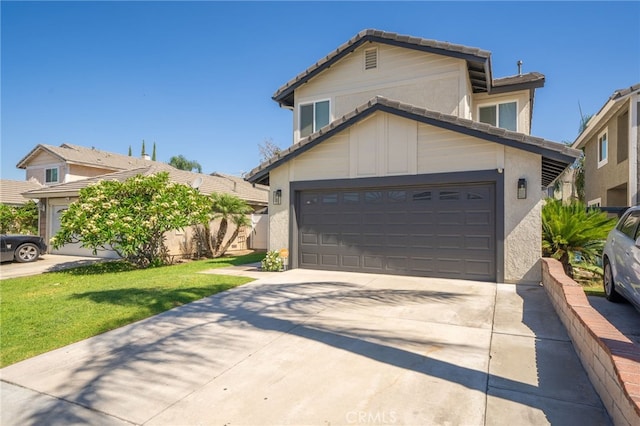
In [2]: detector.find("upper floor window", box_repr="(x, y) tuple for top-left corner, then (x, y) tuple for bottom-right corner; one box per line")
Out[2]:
(598, 129), (608, 168)
(300, 100), (330, 138)
(45, 167), (59, 183)
(479, 101), (517, 131)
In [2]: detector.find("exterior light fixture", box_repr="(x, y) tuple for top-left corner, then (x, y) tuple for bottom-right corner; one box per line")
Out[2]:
(273, 189), (282, 205)
(517, 178), (527, 199)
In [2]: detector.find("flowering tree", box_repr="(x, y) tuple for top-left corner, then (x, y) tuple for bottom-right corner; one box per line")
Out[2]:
(0, 201), (39, 234)
(52, 173), (212, 267)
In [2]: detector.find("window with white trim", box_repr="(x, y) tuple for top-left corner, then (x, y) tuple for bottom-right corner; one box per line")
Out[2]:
(597, 129), (608, 168)
(45, 167), (59, 183)
(478, 101), (517, 131)
(587, 198), (601, 208)
(300, 100), (330, 138)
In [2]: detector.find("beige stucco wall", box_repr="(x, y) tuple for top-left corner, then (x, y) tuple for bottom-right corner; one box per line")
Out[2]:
(503, 146), (542, 283)
(268, 110), (542, 283)
(583, 106), (630, 206)
(67, 164), (117, 182)
(472, 90), (533, 135)
(293, 43), (469, 143)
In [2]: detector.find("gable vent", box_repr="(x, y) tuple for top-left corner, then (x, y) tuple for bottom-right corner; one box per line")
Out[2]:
(364, 48), (378, 70)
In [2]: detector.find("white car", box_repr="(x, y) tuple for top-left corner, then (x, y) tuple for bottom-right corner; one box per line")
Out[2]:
(602, 206), (640, 312)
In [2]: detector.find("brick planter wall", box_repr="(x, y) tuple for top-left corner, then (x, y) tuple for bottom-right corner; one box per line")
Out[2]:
(542, 258), (640, 426)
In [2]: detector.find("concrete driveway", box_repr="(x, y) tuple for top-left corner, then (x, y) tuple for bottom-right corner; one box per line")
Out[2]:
(0, 254), (105, 280)
(1, 269), (610, 425)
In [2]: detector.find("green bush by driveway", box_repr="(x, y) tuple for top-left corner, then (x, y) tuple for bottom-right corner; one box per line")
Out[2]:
(0, 253), (264, 367)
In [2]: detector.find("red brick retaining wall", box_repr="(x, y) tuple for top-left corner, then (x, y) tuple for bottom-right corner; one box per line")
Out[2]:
(542, 258), (640, 426)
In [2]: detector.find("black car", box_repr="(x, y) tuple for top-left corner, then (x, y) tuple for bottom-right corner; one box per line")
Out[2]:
(0, 234), (47, 263)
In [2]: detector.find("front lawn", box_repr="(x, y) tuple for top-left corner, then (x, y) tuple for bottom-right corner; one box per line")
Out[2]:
(0, 252), (265, 367)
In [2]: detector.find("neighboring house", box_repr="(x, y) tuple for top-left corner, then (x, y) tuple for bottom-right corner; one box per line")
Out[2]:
(246, 29), (580, 284)
(16, 143), (162, 186)
(572, 83), (640, 208)
(22, 165), (269, 258)
(0, 178), (42, 206)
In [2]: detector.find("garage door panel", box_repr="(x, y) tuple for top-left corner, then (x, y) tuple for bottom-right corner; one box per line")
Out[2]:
(298, 182), (496, 281)
(363, 256), (384, 269)
(342, 255), (360, 268)
(438, 211), (465, 225)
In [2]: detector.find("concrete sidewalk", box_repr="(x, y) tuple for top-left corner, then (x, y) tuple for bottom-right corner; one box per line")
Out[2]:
(0, 270), (610, 425)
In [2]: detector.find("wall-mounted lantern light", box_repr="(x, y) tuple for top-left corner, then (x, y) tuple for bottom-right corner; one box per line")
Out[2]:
(517, 178), (527, 199)
(273, 189), (282, 205)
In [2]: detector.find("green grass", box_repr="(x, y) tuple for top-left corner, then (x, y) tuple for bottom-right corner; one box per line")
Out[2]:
(0, 252), (265, 367)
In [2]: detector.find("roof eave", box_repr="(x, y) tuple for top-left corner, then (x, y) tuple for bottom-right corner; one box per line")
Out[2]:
(247, 97), (579, 185)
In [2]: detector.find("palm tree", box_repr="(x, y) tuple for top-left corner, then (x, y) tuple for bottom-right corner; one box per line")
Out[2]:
(169, 155), (202, 173)
(542, 199), (616, 277)
(204, 193), (251, 257)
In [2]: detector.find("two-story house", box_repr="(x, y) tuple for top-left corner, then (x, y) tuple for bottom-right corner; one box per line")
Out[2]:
(246, 29), (579, 284)
(16, 143), (160, 186)
(572, 84), (640, 209)
(15, 143), (269, 257)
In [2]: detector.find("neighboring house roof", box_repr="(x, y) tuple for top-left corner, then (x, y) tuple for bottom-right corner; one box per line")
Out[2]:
(573, 83), (640, 149)
(0, 179), (43, 205)
(272, 29), (545, 108)
(16, 143), (163, 171)
(23, 165), (269, 206)
(246, 96), (580, 187)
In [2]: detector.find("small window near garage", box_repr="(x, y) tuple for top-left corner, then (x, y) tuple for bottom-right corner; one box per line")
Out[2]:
(412, 191), (432, 201)
(300, 100), (330, 138)
(322, 193), (338, 204)
(343, 192), (360, 203)
(479, 101), (517, 131)
(388, 190), (407, 203)
(439, 191), (460, 201)
(467, 192), (485, 200)
(303, 194), (319, 205)
(598, 129), (608, 168)
(45, 167), (59, 183)
(365, 191), (383, 203)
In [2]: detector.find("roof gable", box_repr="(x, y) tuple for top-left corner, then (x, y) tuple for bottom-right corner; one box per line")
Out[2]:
(572, 83), (639, 149)
(23, 166), (269, 206)
(273, 29), (544, 108)
(16, 143), (164, 171)
(247, 96), (580, 187)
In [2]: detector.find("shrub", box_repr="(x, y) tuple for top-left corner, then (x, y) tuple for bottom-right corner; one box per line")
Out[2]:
(542, 199), (617, 277)
(261, 250), (283, 272)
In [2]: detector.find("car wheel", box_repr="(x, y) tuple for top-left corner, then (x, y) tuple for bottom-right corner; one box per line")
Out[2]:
(603, 260), (623, 302)
(14, 243), (40, 263)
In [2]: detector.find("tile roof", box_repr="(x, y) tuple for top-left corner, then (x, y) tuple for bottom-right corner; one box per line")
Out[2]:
(23, 165), (269, 206)
(246, 96), (580, 188)
(0, 179), (43, 205)
(272, 29), (544, 107)
(16, 143), (165, 171)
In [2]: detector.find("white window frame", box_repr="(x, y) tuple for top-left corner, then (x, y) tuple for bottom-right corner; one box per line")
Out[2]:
(587, 198), (602, 208)
(597, 128), (608, 168)
(299, 99), (331, 138)
(477, 100), (518, 132)
(45, 167), (59, 184)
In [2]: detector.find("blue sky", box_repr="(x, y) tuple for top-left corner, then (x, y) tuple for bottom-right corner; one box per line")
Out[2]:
(2, 1), (639, 181)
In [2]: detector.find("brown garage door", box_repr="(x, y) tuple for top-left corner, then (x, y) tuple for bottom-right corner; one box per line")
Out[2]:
(298, 183), (496, 281)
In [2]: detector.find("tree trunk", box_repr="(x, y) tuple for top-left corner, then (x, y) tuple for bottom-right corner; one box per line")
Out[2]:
(214, 227), (240, 258)
(213, 218), (228, 257)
